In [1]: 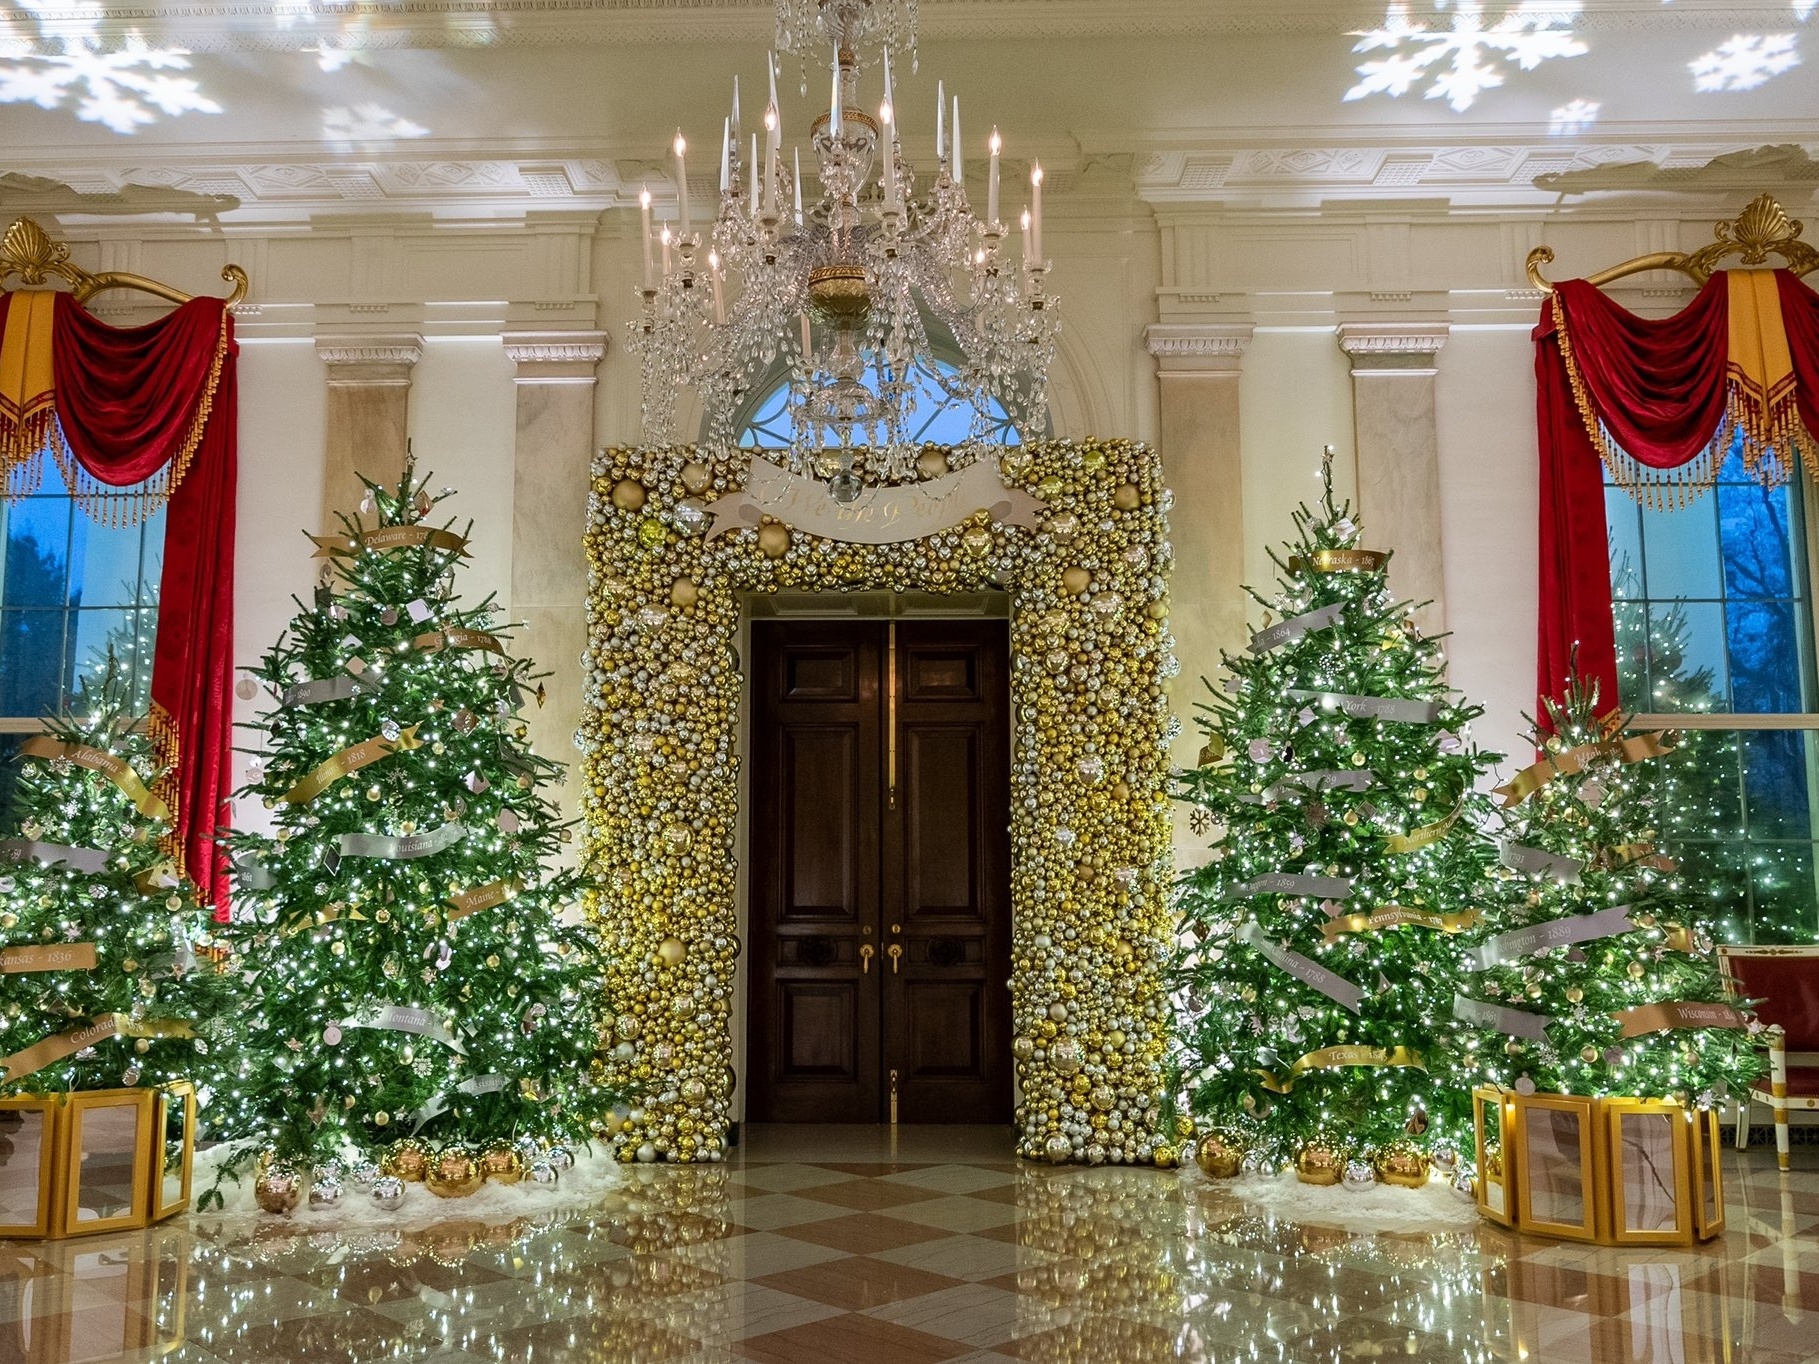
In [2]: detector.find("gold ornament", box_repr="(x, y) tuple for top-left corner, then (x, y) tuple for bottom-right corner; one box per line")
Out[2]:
(1581, 1045), (1600, 1063)
(916, 449), (949, 479)
(657, 937), (687, 966)
(611, 479), (647, 511)
(670, 578), (700, 609)
(1294, 1140), (1344, 1186)
(382, 1139), (429, 1183)
(254, 1167), (303, 1214)
(1373, 1144), (1430, 1189)
(680, 461), (713, 494)
(1113, 484), (1141, 511)
(757, 522), (790, 558)
(1060, 567), (1091, 595)
(1195, 1130), (1246, 1179)
(425, 1148), (484, 1198)
(1565, 986), (1584, 1004)
(479, 1145), (525, 1185)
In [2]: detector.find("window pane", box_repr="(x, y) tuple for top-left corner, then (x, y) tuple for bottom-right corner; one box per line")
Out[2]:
(1746, 841), (1819, 944)
(1640, 498), (1722, 602)
(735, 356), (1024, 450)
(3, 498), (72, 608)
(1673, 841), (1754, 945)
(1717, 478), (1796, 602)
(1728, 600), (1806, 713)
(1611, 599), (1650, 712)
(1661, 729), (1745, 839)
(0, 611), (68, 717)
(1740, 729), (1817, 841)
(1645, 601), (1729, 711)
(72, 518), (145, 612)
(1606, 489), (1644, 601)
(67, 609), (135, 706)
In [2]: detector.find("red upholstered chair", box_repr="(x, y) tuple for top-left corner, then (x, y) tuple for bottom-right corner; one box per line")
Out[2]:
(1718, 945), (1819, 1171)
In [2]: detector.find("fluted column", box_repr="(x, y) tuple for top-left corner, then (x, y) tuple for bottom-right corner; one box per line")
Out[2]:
(1337, 323), (1450, 635)
(314, 333), (423, 529)
(502, 330), (609, 813)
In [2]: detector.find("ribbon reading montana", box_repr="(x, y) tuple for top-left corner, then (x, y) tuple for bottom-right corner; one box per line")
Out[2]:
(706, 457), (1047, 545)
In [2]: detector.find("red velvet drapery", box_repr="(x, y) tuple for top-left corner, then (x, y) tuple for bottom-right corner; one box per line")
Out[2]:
(1534, 271), (1819, 721)
(0, 291), (236, 914)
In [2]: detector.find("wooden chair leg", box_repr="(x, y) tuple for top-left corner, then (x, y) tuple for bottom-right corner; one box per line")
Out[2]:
(1735, 1094), (1751, 1150)
(1769, 1025), (1789, 1172)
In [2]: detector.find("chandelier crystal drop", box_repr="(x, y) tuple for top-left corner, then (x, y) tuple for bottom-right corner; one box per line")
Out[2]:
(626, 0), (1059, 487)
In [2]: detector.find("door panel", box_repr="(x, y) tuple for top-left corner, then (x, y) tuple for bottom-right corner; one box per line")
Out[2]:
(782, 727), (858, 918)
(903, 727), (978, 915)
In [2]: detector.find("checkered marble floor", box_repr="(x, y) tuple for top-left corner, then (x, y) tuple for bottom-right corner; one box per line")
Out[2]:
(2, 1125), (1816, 1363)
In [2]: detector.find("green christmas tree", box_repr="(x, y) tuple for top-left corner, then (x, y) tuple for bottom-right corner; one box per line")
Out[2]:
(215, 464), (608, 1165)
(1172, 461), (1501, 1166)
(0, 663), (231, 1095)
(1453, 673), (1764, 1104)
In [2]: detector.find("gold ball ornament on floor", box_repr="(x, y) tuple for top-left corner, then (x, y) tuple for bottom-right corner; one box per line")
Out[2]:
(254, 1165), (304, 1214)
(1294, 1139), (1345, 1186)
(1195, 1130), (1246, 1179)
(425, 1147), (485, 1198)
(1373, 1144), (1431, 1189)
(479, 1145), (525, 1185)
(381, 1139), (430, 1183)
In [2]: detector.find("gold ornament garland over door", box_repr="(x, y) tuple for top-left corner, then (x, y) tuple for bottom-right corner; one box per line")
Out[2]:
(582, 441), (1176, 1165)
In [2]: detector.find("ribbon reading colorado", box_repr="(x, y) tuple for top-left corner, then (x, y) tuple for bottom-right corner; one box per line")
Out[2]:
(705, 456), (1047, 545)
(1238, 872), (1353, 900)
(311, 526), (470, 558)
(447, 879), (520, 920)
(1236, 920), (1365, 1013)
(1500, 840), (1583, 883)
(335, 822), (467, 862)
(338, 1004), (466, 1054)
(1452, 993), (1551, 1040)
(1287, 548), (1389, 575)
(281, 725), (421, 804)
(1322, 907), (1478, 941)
(19, 738), (169, 819)
(1614, 1000), (1748, 1039)
(1256, 1045), (1424, 1092)
(406, 1072), (514, 1132)
(1468, 903), (1637, 970)
(282, 673), (381, 707)
(0, 838), (111, 874)
(0, 942), (96, 973)
(1494, 731), (1675, 807)
(1286, 689), (1445, 724)
(1386, 803), (1462, 854)
(0, 1012), (193, 1083)
(1248, 602), (1344, 655)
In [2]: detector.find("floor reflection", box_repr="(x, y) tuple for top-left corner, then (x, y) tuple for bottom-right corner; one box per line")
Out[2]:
(0, 1127), (1811, 1363)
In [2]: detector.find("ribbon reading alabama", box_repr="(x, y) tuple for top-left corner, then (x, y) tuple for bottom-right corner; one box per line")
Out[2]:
(0, 943), (97, 973)
(1494, 731), (1675, 807)
(1387, 803), (1463, 854)
(335, 822), (467, 862)
(406, 1073), (514, 1133)
(18, 738), (169, 820)
(281, 673), (381, 708)
(1287, 548), (1389, 575)
(338, 1004), (466, 1054)
(311, 526), (470, 558)
(1322, 907), (1478, 942)
(281, 725), (421, 804)
(1236, 920), (1365, 1013)
(705, 456), (1047, 545)
(1468, 903), (1638, 970)
(1614, 1000), (1748, 1039)
(1500, 840), (1583, 883)
(0, 1012), (193, 1084)
(1248, 603), (1344, 655)
(1256, 1044), (1425, 1093)
(1238, 872), (1353, 900)
(448, 879), (520, 921)
(0, 838), (112, 874)
(1286, 689), (1445, 724)
(1453, 993), (1551, 1040)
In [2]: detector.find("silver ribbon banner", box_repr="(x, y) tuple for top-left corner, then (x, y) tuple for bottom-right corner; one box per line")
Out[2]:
(1239, 872), (1353, 900)
(1500, 839), (1584, 884)
(1286, 689), (1445, 724)
(0, 839), (111, 874)
(1248, 602), (1344, 655)
(1469, 903), (1637, 970)
(281, 673), (381, 708)
(233, 851), (275, 891)
(335, 822), (467, 862)
(706, 456), (1048, 545)
(1281, 769), (1375, 793)
(340, 1004), (467, 1054)
(406, 1072), (513, 1133)
(1237, 920), (1364, 1014)
(1453, 992), (1551, 1040)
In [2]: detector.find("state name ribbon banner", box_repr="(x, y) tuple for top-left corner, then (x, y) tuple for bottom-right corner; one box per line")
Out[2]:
(1256, 1044), (1425, 1093)
(18, 737), (169, 820)
(406, 1072), (513, 1132)
(1237, 871), (1354, 900)
(1386, 803), (1463, 854)
(1248, 602), (1344, 655)
(1468, 903), (1638, 969)
(412, 628), (505, 656)
(1286, 689), (1446, 724)
(334, 822), (467, 862)
(281, 725), (421, 804)
(0, 838), (112, 874)
(1282, 769), (1375, 793)
(447, 878), (520, 920)
(705, 456), (1048, 545)
(0, 1012), (193, 1083)
(1494, 730), (1675, 806)
(335, 1004), (466, 1054)
(1236, 920), (1365, 1013)
(1287, 548), (1390, 574)
(281, 673), (381, 708)
(1500, 839), (1584, 883)
(0, 942), (97, 973)
(1453, 992), (1551, 1040)
(1615, 1000), (1750, 1039)
(311, 526), (469, 558)
(1322, 907), (1478, 941)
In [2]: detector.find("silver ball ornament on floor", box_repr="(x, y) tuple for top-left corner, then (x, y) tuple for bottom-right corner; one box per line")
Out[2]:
(309, 1176), (343, 1209)
(546, 1145), (575, 1171)
(526, 1161), (559, 1186)
(348, 1161), (381, 1188)
(370, 1175), (406, 1210)
(1429, 1143), (1459, 1174)
(1238, 1152), (1268, 1178)
(1450, 1168), (1479, 1203)
(1341, 1159), (1377, 1192)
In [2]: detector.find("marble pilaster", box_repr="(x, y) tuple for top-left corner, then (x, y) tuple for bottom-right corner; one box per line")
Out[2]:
(314, 333), (422, 529)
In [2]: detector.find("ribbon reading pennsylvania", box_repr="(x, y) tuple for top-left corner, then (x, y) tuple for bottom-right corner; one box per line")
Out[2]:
(281, 725), (421, 804)
(1236, 920), (1365, 1013)
(311, 526), (470, 558)
(1286, 689), (1446, 724)
(1255, 1044), (1425, 1093)
(18, 738), (169, 820)
(706, 456), (1047, 545)
(1468, 903), (1638, 970)
(1321, 907), (1478, 942)
(1248, 602), (1345, 655)
(1494, 730), (1675, 806)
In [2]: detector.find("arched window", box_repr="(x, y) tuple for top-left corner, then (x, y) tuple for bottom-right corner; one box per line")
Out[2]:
(734, 354), (1028, 451)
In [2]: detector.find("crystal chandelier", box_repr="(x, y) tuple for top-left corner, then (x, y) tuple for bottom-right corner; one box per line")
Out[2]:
(626, 0), (1059, 496)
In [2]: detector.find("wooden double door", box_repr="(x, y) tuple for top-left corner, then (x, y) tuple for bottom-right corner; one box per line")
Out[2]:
(747, 618), (1012, 1124)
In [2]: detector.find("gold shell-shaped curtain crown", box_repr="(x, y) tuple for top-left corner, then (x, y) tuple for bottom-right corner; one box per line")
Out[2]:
(0, 217), (70, 287)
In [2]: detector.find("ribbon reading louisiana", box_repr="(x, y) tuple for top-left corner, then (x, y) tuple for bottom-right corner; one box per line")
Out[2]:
(18, 738), (169, 820)
(1236, 920), (1365, 1013)
(1322, 907), (1478, 942)
(0, 942), (97, 973)
(412, 628), (505, 656)
(339, 1004), (467, 1054)
(1386, 803), (1462, 854)
(281, 673), (381, 708)
(406, 1073), (514, 1133)
(1614, 1000), (1749, 1039)
(1494, 731), (1675, 807)
(1237, 871), (1353, 900)
(0, 1012), (193, 1084)
(1248, 602), (1345, 655)
(1468, 903), (1638, 970)
(1255, 1044), (1425, 1093)
(1453, 992), (1551, 1040)
(447, 878), (520, 921)
(1287, 548), (1390, 575)
(1286, 689), (1445, 724)
(281, 725), (421, 804)
(311, 525), (470, 558)
(1500, 839), (1583, 883)
(0, 838), (112, 874)
(335, 822), (467, 862)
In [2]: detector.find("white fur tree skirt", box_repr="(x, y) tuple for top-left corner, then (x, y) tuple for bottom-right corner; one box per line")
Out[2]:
(1190, 1166), (1481, 1232)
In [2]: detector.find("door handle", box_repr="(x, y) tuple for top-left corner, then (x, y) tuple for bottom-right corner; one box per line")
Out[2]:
(887, 943), (902, 974)
(861, 944), (875, 974)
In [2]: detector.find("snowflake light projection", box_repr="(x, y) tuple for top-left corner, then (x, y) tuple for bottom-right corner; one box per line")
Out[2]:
(322, 103), (428, 146)
(0, 0), (219, 134)
(1347, 1), (1588, 113)
(1689, 33), (1800, 92)
(1549, 97), (1599, 133)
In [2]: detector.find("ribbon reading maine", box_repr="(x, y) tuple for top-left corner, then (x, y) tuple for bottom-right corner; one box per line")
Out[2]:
(706, 457), (1047, 545)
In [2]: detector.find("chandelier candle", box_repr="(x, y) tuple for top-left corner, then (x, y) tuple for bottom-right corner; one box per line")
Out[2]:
(639, 187), (653, 290)
(1031, 162), (1043, 263)
(673, 131), (690, 235)
(987, 127), (1001, 226)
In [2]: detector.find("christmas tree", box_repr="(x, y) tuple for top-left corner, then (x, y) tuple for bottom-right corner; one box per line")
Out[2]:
(215, 464), (608, 1169)
(1172, 456), (1501, 1170)
(0, 662), (231, 1095)
(1453, 672), (1763, 1105)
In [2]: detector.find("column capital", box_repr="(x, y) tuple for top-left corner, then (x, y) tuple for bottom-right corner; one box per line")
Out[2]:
(503, 330), (609, 383)
(1337, 322), (1449, 375)
(1144, 322), (1253, 375)
(314, 332), (423, 386)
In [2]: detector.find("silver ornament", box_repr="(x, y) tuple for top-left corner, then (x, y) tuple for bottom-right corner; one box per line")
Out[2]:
(545, 1145), (574, 1171)
(370, 1175), (406, 1210)
(1238, 1152), (1267, 1178)
(1429, 1143), (1459, 1174)
(1450, 1168), (1478, 1203)
(347, 1161), (381, 1188)
(309, 1177), (343, 1209)
(526, 1161), (559, 1186)
(1341, 1159), (1376, 1192)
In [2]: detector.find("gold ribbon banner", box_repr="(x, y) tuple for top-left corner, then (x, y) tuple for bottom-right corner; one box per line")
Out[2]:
(1287, 548), (1390, 574)
(1600, 842), (1678, 873)
(310, 526), (470, 558)
(1321, 907), (1479, 942)
(1493, 731), (1675, 807)
(1386, 803), (1462, 854)
(412, 628), (504, 656)
(447, 879), (521, 921)
(0, 942), (97, 973)
(1256, 1045), (1427, 1094)
(18, 737), (170, 820)
(0, 1012), (192, 1084)
(1614, 999), (1748, 1040)
(280, 725), (421, 804)
(281, 903), (369, 937)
